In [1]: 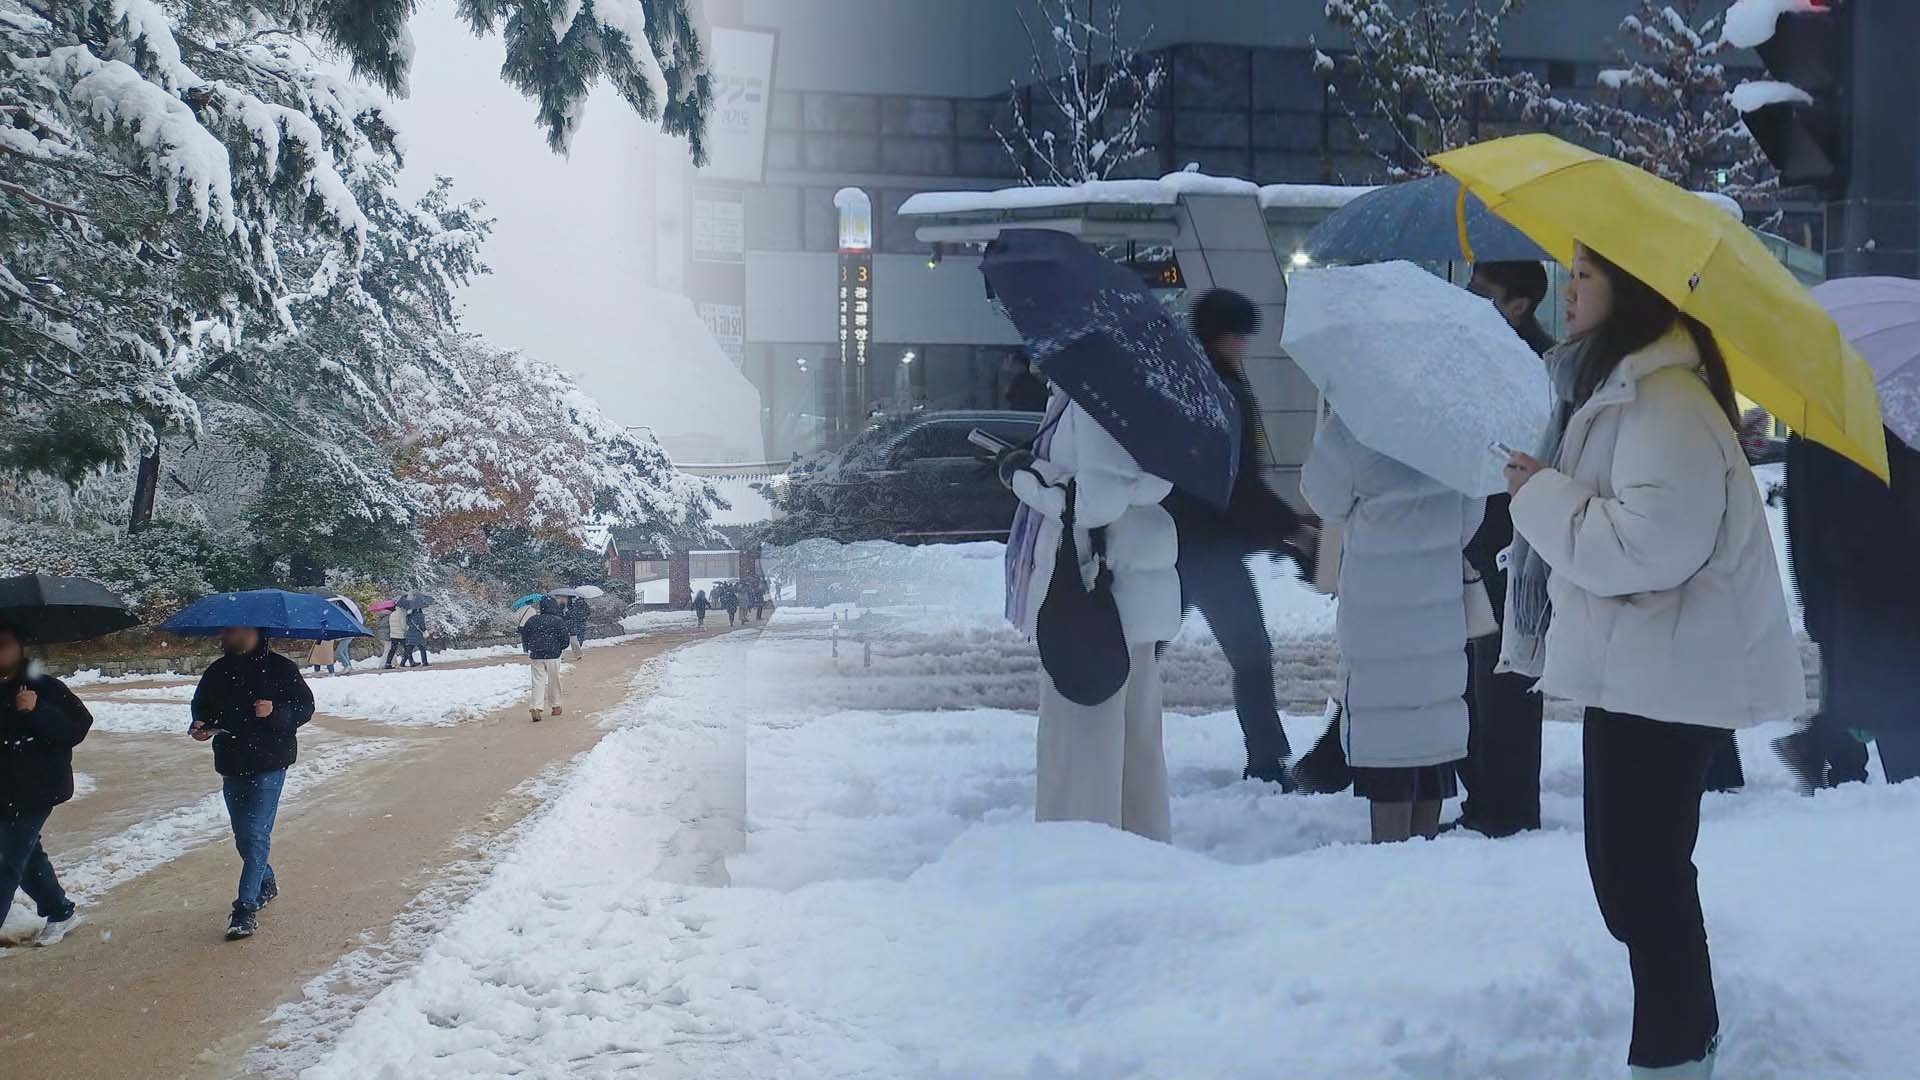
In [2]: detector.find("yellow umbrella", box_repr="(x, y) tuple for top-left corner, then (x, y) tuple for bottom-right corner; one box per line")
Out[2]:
(1432, 133), (1888, 479)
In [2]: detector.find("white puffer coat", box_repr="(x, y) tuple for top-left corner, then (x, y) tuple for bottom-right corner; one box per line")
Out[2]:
(1012, 399), (1181, 646)
(1302, 413), (1485, 769)
(1504, 325), (1805, 730)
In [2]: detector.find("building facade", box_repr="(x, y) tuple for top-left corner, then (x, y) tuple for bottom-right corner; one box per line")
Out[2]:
(680, 1), (1795, 461)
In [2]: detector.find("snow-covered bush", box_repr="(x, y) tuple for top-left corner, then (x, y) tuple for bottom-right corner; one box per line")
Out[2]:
(0, 517), (248, 620)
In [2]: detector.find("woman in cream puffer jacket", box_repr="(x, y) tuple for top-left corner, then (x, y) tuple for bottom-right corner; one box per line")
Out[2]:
(1501, 245), (1802, 1080)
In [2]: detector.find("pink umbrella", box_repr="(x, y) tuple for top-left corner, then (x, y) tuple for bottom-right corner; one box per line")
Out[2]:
(369, 599), (399, 613)
(1812, 276), (1920, 448)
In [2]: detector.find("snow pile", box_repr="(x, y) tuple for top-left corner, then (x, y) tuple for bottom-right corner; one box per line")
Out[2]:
(1258, 183), (1380, 210)
(900, 173), (1374, 218)
(618, 609), (697, 633)
(83, 699), (192, 735)
(63, 668), (196, 688)
(294, 628), (1918, 1080)
(1722, 0), (1820, 49)
(112, 663), (546, 726)
(1731, 79), (1815, 112)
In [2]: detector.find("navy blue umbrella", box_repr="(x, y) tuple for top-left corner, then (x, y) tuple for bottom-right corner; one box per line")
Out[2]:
(980, 229), (1241, 510)
(159, 589), (371, 640)
(1302, 174), (1548, 265)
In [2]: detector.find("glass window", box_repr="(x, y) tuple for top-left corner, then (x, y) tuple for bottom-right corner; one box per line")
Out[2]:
(634, 559), (671, 583)
(690, 552), (740, 580)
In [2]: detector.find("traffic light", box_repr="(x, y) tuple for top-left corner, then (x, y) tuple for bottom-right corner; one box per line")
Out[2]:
(1738, 0), (1850, 194)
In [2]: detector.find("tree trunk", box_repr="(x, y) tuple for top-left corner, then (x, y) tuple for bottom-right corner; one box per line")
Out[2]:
(128, 421), (162, 534)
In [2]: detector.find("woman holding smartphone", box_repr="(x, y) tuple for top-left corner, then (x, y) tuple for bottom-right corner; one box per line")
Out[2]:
(1502, 244), (1803, 1079)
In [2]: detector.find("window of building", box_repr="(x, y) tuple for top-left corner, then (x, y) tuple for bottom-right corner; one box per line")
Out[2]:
(634, 559), (671, 584)
(690, 552), (741, 580)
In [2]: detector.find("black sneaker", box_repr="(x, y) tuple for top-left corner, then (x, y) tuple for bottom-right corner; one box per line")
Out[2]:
(258, 877), (279, 908)
(226, 907), (258, 941)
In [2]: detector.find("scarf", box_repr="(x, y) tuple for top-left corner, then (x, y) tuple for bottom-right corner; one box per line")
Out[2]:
(1504, 336), (1591, 673)
(1005, 391), (1069, 630)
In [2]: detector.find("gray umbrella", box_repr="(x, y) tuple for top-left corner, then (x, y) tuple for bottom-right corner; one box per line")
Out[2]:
(1302, 174), (1549, 265)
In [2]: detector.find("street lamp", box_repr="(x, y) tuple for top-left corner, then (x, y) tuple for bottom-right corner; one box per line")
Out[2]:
(900, 349), (916, 366)
(1290, 250), (1313, 268)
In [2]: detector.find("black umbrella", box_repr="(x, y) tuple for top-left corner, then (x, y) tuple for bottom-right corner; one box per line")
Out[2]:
(0, 572), (140, 643)
(980, 229), (1242, 509)
(397, 592), (435, 610)
(1301, 174), (1549, 265)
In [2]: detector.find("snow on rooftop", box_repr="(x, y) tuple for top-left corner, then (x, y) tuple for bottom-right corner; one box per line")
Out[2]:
(899, 172), (1368, 218)
(1722, 0), (1819, 49)
(1731, 79), (1815, 113)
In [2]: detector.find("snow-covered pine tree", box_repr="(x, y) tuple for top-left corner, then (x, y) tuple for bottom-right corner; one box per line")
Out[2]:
(1521, 0), (1776, 201)
(1317, 0), (1540, 178)
(995, 0), (1166, 185)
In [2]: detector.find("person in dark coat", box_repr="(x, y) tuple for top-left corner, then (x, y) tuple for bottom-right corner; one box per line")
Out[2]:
(1776, 429), (1920, 788)
(1163, 288), (1317, 785)
(404, 606), (430, 667)
(0, 626), (90, 944)
(1450, 260), (1555, 834)
(692, 590), (710, 627)
(563, 596), (590, 659)
(521, 597), (570, 721)
(189, 626), (315, 940)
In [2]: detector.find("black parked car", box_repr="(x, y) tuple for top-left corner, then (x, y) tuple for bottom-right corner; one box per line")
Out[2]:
(768, 410), (1043, 545)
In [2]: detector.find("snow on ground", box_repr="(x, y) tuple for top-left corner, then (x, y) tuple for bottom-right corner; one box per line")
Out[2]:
(294, 599), (1913, 1080)
(1, 735), (394, 945)
(105, 662), (556, 727)
(84, 699), (193, 735)
(63, 668), (196, 688)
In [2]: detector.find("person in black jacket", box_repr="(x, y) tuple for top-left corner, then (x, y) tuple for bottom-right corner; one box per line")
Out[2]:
(563, 596), (590, 659)
(189, 626), (315, 940)
(1164, 289), (1317, 785)
(521, 597), (570, 722)
(0, 625), (90, 944)
(1777, 429), (1920, 788)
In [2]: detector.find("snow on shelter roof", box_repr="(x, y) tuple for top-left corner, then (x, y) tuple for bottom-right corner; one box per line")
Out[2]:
(1722, 0), (1821, 50)
(898, 172), (1373, 219)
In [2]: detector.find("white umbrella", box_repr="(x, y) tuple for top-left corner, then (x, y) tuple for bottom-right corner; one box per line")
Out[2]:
(1281, 260), (1552, 496)
(549, 585), (606, 599)
(325, 594), (366, 629)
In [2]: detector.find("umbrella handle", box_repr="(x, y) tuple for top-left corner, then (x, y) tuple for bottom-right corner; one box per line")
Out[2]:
(1454, 183), (1477, 264)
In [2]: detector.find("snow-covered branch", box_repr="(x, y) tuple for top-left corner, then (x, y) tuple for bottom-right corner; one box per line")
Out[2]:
(996, 0), (1166, 186)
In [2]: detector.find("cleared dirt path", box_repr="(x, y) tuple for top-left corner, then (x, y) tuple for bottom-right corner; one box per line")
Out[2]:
(0, 625), (733, 1080)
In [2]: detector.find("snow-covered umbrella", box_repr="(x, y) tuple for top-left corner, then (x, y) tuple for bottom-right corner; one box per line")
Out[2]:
(549, 585), (606, 599)
(1281, 260), (1552, 496)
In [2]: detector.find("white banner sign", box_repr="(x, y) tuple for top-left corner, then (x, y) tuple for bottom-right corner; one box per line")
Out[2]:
(700, 27), (778, 184)
(692, 191), (746, 263)
(699, 301), (746, 369)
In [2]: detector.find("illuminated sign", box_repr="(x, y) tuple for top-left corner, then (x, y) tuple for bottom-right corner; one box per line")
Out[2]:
(838, 254), (873, 370)
(1132, 258), (1185, 290)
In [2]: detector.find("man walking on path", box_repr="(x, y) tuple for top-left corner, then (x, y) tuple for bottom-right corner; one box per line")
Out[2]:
(404, 606), (430, 667)
(521, 598), (569, 722)
(692, 590), (709, 627)
(0, 626), (91, 945)
(188, 626), (314, 941)
(564, 596), (590, 659)
(1164, 289), (1317, 785)
(384, 606), (409, 668)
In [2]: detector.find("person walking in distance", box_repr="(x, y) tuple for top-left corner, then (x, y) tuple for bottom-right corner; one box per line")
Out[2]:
(521, 597), (569, 722)
(692, 589), (709, 627)
(0, 626), (90, 945)
(563, 596), (590, 659)
(384, 605), (409, 668)
(1303, 406), (1483, 843)
(1163, 289), (1318, 786)
(1451, 261), (1554, 836)
(189, 626), (316, 940)
(999, 386), (1180, 842)
(404, 605), (430, 667)
(1502, 245), (1803, 1078)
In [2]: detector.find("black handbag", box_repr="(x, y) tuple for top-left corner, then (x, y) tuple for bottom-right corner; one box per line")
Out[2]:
(1036, 479), (1131, 706)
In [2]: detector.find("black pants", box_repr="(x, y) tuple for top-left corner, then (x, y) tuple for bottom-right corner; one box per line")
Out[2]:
(384, 640), (405, 667)
(1, 810), (70, 929)
(1177, 541), (1290, 769)
(1458, 634), (1544, 834)
(1584, 708), (1724, 1069)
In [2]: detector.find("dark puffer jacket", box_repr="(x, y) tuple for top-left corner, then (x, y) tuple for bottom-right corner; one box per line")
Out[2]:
(191, 643), (316, 777)
(1164, 356), (1309, 560)
(521, 599), (570, 660)
(0, 673), (93, 818)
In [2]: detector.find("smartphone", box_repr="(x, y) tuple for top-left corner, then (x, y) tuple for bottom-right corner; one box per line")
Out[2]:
(968, 429), (1015, 455)
(1489, 440), (1519, 459)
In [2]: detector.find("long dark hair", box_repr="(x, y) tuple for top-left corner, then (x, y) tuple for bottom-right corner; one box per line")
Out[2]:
(1574, 248), (1741, 428)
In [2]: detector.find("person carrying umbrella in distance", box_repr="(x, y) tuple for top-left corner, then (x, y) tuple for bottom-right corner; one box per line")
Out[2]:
(1164, 288), (1318, 787)
(382, 602), (410, 668)
(0, 573), (133, 946)
(1436, 133), (1843, 1080)
(520, 597), (569, 722)
(692, 589), (709, 627)
(403, 598), (430, 667)
(983, 229), (1247, 842)
(163, 591), (351, 940)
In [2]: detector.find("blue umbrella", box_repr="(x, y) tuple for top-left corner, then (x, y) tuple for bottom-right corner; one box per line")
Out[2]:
(511, 593), (544, 610)
(159, 589), (370, 640)
(1302, 174), (1548, 265)
(980, 229), (1241, 510)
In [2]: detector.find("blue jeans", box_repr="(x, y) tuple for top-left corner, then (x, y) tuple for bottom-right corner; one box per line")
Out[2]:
(1, 810), (70, 927)
(222, 770), (286, 912)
